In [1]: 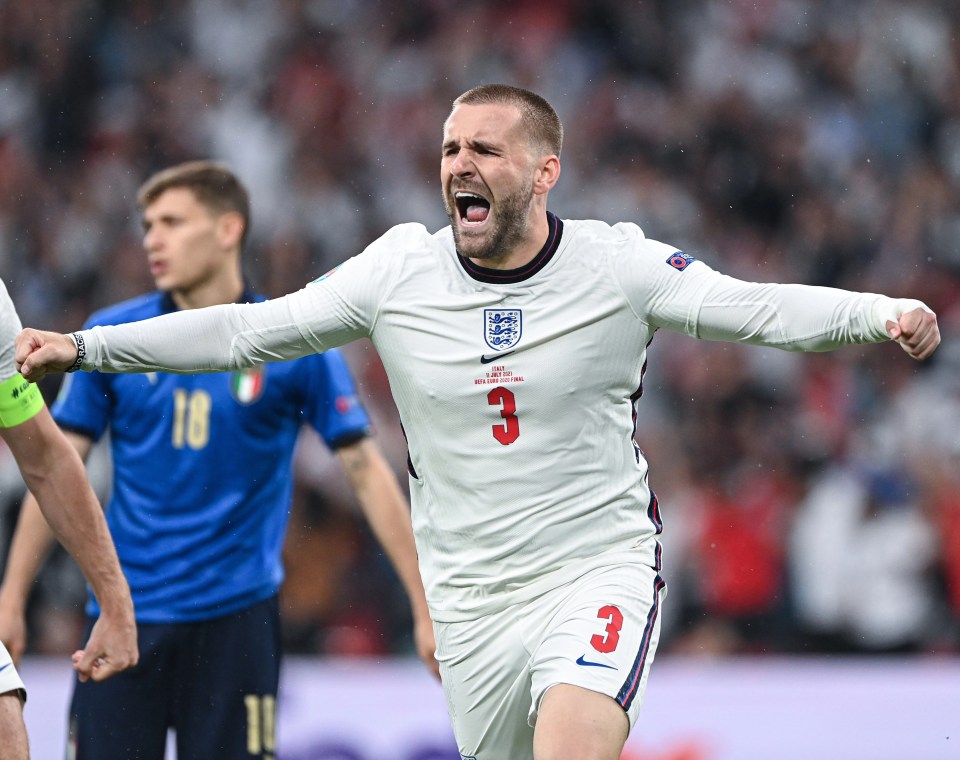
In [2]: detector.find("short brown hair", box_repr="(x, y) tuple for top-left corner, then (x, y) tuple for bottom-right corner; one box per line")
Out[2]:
(137, 161), (251, 249)
(453, 84), (563, 157)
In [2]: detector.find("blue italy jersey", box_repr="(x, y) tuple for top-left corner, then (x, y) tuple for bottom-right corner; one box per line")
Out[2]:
(52, 290), (370, 622)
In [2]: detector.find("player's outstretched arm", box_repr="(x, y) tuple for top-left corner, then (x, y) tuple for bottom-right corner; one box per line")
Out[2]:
(18, 294), (323, 381)
(0, 416), (138, 681)
(658, 263), (942, 359)
(886, 307), (940, 360)
(336, 438), (440, 680)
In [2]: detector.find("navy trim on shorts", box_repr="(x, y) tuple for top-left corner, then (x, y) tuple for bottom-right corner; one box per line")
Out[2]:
(647, 491), (663, 572)
(615, 573), (666, 712)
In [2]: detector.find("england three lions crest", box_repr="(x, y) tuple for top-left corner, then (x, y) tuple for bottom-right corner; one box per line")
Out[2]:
(484, 308), (522, 350)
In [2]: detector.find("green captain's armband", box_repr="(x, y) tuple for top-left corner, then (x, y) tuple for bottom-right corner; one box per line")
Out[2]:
(0, 373), (45, 428)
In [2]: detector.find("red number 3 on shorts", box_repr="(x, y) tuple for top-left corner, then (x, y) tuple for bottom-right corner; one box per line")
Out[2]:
(590, 604), (623, 654)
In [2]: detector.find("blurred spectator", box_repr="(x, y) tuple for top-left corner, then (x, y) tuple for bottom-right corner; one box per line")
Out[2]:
(1, 0), (958, 658)
(792, 466), (942, 653)
(840, 471), (941, 653)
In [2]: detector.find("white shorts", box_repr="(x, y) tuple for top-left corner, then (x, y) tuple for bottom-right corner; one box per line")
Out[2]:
(0, 641), (25, 702)
(435, 560), (666, 760)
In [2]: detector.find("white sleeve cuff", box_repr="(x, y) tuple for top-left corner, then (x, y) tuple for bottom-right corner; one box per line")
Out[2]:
(870, 297), (933, 337)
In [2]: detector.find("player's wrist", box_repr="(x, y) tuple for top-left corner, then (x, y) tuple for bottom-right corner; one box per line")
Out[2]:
(94, 588), (135, 620)
(870, 297), (925, 339)
(66, 332), (85, 372)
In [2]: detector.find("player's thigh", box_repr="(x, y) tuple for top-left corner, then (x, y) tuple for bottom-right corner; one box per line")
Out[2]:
(70, 618), (175, 760)
(173, 595), (281, 760)
(435, 606), (537, 760)
(530, 562), (666, 732)
(0, 691), (28, 760)
(534, 683), (628, 760)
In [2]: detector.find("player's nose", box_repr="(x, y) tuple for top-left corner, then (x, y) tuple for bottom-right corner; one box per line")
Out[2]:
(448, 149), (475, 177)
(143, 226), (162, 252)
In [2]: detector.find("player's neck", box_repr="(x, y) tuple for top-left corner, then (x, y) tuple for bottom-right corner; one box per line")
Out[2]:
(170, 270), (245, 311)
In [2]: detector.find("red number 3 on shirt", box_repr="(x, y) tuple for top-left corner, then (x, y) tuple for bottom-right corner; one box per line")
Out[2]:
(590, 604), (624, 654)
(488, 386), (519, 445)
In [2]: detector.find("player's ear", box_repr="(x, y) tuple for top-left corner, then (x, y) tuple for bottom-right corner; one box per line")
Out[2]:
(532, 155), (560, 196)
(217, 211), (246, 250)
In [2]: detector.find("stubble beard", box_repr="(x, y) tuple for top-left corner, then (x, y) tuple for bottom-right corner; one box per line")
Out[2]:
(446, 179), (535, 263)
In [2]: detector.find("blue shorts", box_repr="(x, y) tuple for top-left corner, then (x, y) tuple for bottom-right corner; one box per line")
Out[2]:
(68, 595), (280, 760)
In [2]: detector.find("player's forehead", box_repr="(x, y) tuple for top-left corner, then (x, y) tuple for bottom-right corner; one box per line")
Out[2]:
(143, 186), (206, 220)
(442, 102), (524, 146)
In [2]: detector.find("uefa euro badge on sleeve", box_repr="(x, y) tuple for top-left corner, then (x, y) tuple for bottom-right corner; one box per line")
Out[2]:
(484, 309), (522, 351)
(666, 250), (696, 272)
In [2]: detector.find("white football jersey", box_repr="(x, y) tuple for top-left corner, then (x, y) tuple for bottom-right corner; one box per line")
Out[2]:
(283, 216), (899, 621)
(0, 279), (22, 383)
(81, 215), (920, 622)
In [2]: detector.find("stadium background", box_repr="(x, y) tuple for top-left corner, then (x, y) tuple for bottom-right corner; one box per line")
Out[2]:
(1, 0), (958, 757)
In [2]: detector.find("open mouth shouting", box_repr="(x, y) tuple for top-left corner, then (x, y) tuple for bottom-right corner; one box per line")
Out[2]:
(454, 191), (491, 229)
(447, 178), (533, 263)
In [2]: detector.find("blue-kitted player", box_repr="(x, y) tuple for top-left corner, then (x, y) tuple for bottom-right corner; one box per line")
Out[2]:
(0, 161), (436, 759)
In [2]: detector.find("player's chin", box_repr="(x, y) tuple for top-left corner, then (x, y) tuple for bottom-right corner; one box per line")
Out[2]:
(152, 273), (177, 292)
(454, 231), (494, 260)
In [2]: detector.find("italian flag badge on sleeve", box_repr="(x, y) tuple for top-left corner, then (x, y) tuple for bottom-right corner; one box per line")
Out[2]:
(230, 367), (265, 404)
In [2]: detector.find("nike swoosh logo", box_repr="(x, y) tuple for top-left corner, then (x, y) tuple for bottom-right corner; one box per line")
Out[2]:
(576, 655), (617, 670)
(480, 351), (515, 364)
(0, 663), (11, 673)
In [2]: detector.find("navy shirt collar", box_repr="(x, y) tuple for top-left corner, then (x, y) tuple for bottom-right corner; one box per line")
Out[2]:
(159, 284), (258, 314)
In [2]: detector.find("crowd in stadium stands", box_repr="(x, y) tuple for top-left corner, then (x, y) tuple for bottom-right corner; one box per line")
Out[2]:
(0, 0), (958, 660)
